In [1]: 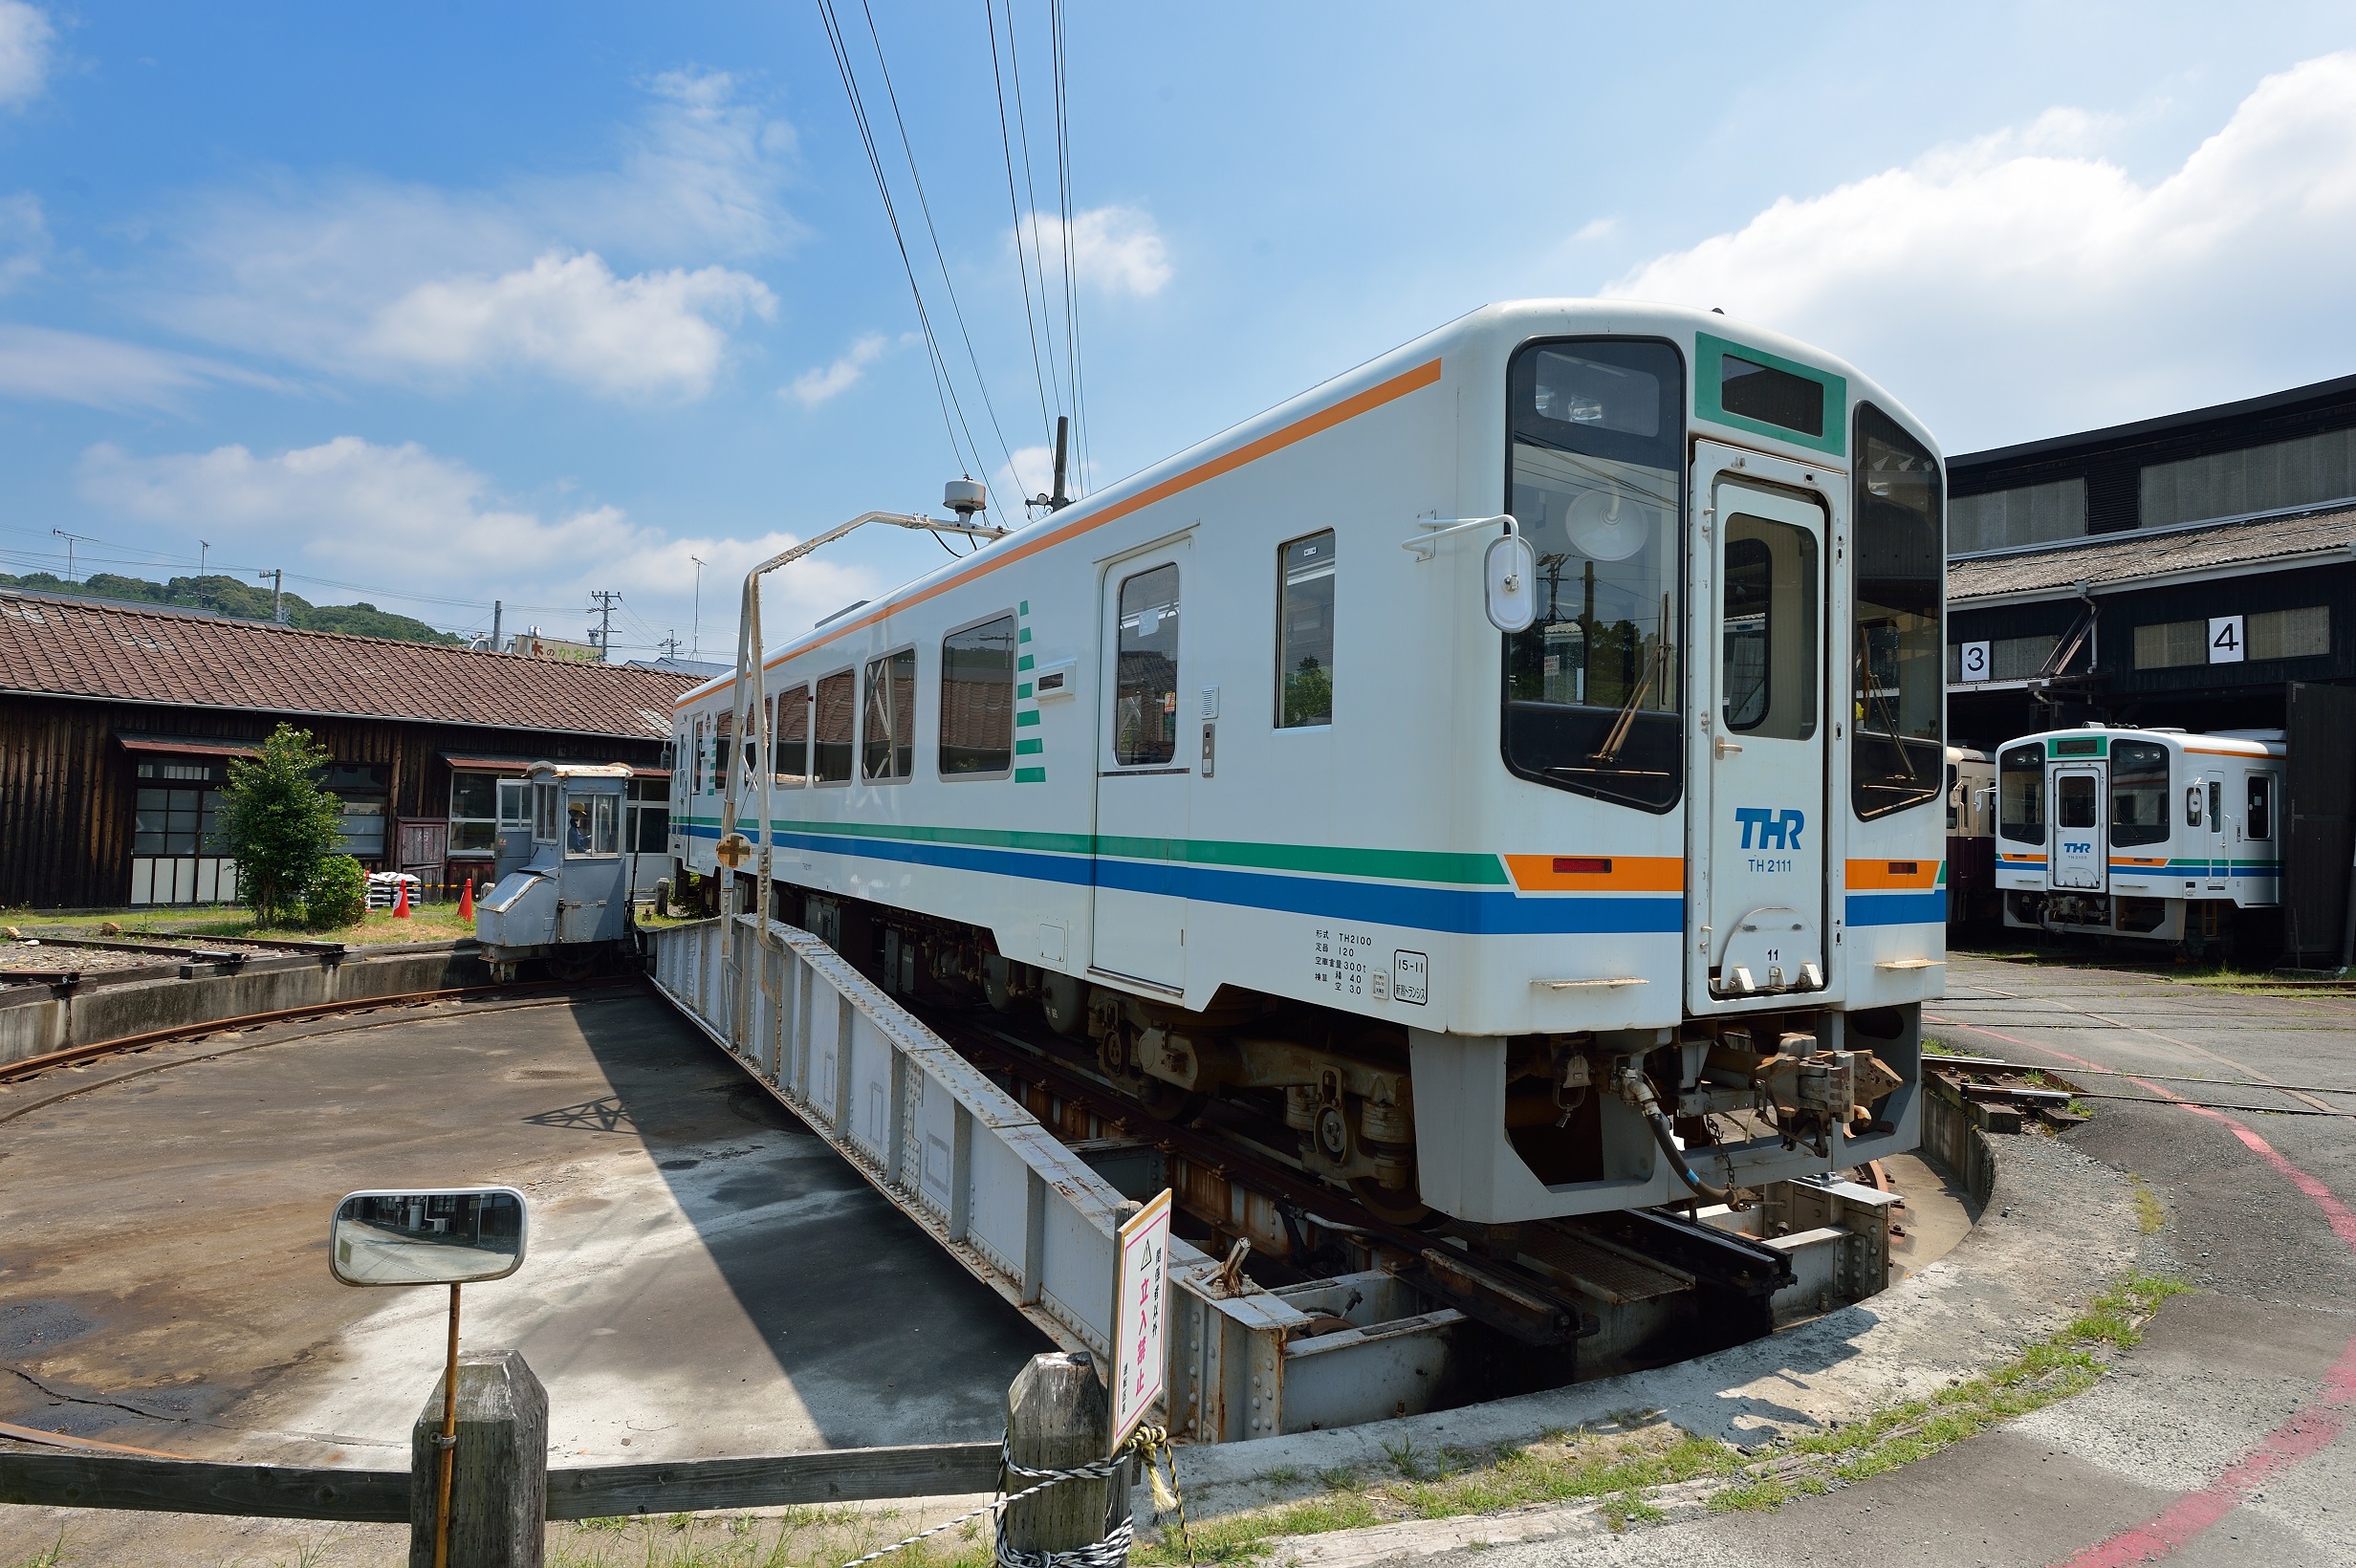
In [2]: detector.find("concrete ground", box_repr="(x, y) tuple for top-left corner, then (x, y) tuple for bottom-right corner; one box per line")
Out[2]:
(0, 987), (1047, 1565)
(1396, 951), (2356, 1567)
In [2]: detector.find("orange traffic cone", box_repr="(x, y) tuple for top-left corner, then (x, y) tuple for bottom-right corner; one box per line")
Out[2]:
(393, 880), (410, 919)
(457, 878), (475, 922)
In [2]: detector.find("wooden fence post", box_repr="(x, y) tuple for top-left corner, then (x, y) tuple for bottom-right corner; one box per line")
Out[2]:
(408, 1348), (547, 1568)
(1002, 1350), (1122, 1559)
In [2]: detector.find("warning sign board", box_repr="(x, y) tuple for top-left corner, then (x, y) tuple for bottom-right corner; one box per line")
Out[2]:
(1110, 1188), (1172, 1448)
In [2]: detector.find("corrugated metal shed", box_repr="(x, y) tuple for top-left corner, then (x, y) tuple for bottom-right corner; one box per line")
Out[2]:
(1951, 504), (2356, 604)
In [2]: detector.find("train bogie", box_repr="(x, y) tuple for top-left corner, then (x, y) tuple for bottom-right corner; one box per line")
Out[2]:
(669, 300), (1949, 1226)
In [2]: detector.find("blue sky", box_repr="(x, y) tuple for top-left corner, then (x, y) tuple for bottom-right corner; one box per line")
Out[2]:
(2, 3), (2353, 658)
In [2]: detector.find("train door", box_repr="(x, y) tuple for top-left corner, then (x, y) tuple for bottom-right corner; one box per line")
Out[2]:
(1696, 475), (1828, 1000)
(1091, 546), (1190, 989)
(2201, 770), (2228, 890)
(2049, 766), (2105, 889)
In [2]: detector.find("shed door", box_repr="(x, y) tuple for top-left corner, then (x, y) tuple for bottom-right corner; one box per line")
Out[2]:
(1091, 549), (1190, 989)
(2049, 768), (2105, 890)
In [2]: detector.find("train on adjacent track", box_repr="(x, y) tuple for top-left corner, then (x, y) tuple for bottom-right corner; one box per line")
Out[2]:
(652, 299), (1949, 1230)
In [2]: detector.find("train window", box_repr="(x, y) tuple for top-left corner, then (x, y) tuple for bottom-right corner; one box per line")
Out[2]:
(941, 616), (1016, 777)
(862, 648), (917, 782)
(1851, 403), (1944, 819)
(1276, 532), (1336, 728)
(1115, 565), (1182, 766)
(2250, 774), (2274, 840)
(1718, 353), (1825, 439)
(2109, 740), (2170, 847)
(1998, 744), (2044, 844)
(774, 686), (810, 787)
(713, 709), (733, 795)
(2057, 774), (2098, 830)
(533, 782), (560, 843)
(625, 777), (669, 852)
(813, 671), (855, 785)
(1501, 338), (1686, 812)
(565, 793), (619, 857)
(1720, 517), (1818, 740)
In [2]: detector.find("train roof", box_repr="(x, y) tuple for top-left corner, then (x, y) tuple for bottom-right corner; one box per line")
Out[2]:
(676, 298), (1939, 711)
(1996, 724), (2286, 759)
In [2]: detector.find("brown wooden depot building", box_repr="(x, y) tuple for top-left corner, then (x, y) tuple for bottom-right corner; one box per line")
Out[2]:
(0, 589), (699, 910)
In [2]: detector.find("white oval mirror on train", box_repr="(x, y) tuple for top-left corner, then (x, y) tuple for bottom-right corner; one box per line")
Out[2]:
(1484, 534), (1538, 633)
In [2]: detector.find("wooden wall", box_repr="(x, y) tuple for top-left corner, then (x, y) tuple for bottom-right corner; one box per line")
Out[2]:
(0, 696), (666, 910)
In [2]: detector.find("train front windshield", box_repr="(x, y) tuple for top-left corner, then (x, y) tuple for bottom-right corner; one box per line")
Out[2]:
(1500, 338), (1686, 811)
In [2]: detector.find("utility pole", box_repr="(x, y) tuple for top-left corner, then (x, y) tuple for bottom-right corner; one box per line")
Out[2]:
(660, 632), (683, 660)
(689, 556), (706, 661)
(198, 540), (209, 606)
(588, 590), (622, 664)
(256, 568), (285, 623)
(491, 599), (503, 652)
(51, 528), (96, 584)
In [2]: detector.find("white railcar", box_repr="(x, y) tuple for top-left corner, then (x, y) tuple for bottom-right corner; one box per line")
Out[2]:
(667, 300), (1949, 1226)
(1996, 725), (2284, 956)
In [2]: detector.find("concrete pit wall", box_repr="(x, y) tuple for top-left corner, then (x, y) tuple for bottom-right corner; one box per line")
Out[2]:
(0, 943), (491, 1069)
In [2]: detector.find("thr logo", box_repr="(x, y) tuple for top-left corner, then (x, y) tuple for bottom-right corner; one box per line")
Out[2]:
(1735, 807), (1805, 850)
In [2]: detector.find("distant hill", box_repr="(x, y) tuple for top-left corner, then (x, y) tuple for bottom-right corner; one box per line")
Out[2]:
(0, 572), (464, 644)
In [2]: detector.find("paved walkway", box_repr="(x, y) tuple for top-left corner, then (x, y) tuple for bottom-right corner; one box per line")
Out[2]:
(1442, 952), (2356, 1567)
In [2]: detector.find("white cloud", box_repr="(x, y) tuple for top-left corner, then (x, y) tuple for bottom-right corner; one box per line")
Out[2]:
(76, 435), (880, 649)
(363, 251), (774, 396)
(151, 73), (797, 400)
(0, 324), (278, 411)
(1605, 51), (2356, 444)
(786, 332), (890, 406)
(1021, 206), (1171, 297)
(0, 190), (45, 290)
(0, 2), (53, 110)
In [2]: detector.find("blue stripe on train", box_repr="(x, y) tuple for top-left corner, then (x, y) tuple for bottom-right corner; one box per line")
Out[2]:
(1845, 890), (1949, 926)
(688, 821), (1683, 936)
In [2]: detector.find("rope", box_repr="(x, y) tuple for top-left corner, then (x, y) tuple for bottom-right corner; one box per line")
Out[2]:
(833, 1426), (1191, 1568)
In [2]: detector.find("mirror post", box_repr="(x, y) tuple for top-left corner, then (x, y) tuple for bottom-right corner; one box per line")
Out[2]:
(436, 1281), (461, 1568)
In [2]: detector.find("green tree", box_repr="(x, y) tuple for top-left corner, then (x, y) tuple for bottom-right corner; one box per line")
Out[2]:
(214, 724), (346, 926)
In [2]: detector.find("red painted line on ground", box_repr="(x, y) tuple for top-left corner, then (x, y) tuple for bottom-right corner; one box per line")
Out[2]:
(1926, 1014), (2356, 1565)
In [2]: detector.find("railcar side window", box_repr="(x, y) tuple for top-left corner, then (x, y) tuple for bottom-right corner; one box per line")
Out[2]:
(2250, 774), (2274, 839)
(1998, 744), (2044, 844)
(813, 671), (855, 785)
(1851, 403), (1944, 818)
(565, 793), (619, 857)
(941, 617), (1017, 776)
(1276, 532), (1335, 728)
(1115, 565), (1181, 767)
(774, 686), (810, 787)
(690, 719), (706, 795)
(1501, 338), (1685, 812)
(862, 648), (917, 782)
(713, 709), (733, 794)
(533, 783), (560, 843)
(2108, 740), (2170, 847)
(1720, 517), (1818, 740)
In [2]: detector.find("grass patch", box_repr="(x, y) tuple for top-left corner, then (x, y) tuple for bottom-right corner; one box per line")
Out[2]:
(4, 905), (481, 946)
(2129, 1175), (2167, 1235)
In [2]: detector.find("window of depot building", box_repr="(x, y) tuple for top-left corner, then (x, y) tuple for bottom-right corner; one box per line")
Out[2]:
(318, 764), (389, 858)
(1502, 338), (1686, 812)
(2108, 738), (2170, 847)
(814, 670), (856, 784)
(1276, 532), (1335, 728)
(2133, 606), (2329, 669)
(1998, 744), (2045, 844)
(862, 648), (918, 782)
(1851, 403), (1944, 819)
(133, 764), (226, 855)
(447, 772), (501, 853)
(624, 776), (669, 853)
(941, 617), (1016, 776)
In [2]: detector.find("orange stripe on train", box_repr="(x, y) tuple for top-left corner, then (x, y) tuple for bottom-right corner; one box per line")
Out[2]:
(1844, 858), (1943, 890)
(1504, 855), (1685, 893)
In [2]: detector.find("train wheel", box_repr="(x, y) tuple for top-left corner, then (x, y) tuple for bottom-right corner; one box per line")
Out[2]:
(1350, 1176), (1443, 1230)
(1136, 1078), (1208, 1125)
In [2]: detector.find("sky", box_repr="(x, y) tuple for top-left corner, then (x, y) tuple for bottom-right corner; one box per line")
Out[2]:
(2, 2), (2353, 660)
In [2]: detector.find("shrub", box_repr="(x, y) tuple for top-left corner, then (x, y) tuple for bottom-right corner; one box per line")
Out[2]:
(214, 724), (346, 926)
(304, 855), (368, 930)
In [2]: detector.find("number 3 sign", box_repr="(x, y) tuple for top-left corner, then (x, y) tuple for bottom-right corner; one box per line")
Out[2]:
(1958, 641), (1992, 683)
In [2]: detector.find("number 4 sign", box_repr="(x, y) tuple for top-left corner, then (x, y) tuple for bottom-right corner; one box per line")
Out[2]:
(1110, 1189), (1172, 1448)
(2209, 616), (2245, 664)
